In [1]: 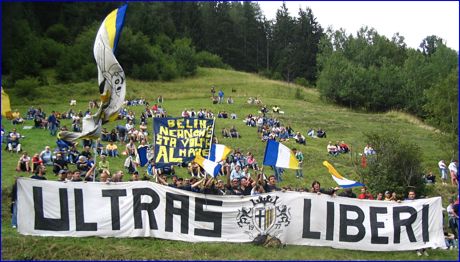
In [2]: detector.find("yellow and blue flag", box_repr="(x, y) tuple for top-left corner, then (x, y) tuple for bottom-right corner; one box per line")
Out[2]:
(59, 4), (127, 142)
(322, 161), (364, 188)
(263, 140), (300, 169)
(194, 154), (222, 177)
(208, 144), (232, 162)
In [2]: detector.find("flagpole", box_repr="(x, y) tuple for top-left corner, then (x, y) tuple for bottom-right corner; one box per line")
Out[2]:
(207, 117), (216, 160)
(93, 143), (97, 182)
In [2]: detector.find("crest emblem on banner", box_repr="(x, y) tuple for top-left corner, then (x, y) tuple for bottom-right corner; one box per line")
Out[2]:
(236, 195), (291, 237)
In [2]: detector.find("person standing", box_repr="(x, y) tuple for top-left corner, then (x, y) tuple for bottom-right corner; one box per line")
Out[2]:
(405, 190), (429, 256)
(292, 148), (304, 178)
(47, 111), (58, 136)
(218, 89), (224, 104)
(438, 160), (448, 185)
(448, 160), (458, 186)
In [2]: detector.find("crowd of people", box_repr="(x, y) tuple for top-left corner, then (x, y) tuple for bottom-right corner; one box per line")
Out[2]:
(4, 88), (459, 253)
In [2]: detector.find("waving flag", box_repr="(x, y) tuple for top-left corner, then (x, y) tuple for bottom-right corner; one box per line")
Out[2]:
(1, 87), (12, 117)
(58, 4), (127, 142)
(194, 154), (222, 177)
(322, 161), (364, 188)
(263, 140), (299, 169)
(208, 144), (232, 162)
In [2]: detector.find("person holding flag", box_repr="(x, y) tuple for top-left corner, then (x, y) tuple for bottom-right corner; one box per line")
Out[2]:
(262, 140), (300, 181)
(292, 148), (304, 179)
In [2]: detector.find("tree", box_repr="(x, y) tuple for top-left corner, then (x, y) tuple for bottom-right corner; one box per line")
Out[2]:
(419, 35), (444, 56)
(360, 132), (426, 197)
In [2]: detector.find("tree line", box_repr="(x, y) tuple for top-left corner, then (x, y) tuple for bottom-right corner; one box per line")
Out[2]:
(2, 1), (458, 139)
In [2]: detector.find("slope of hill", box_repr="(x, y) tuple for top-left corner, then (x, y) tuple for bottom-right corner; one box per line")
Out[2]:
(1, 67), (457, 260)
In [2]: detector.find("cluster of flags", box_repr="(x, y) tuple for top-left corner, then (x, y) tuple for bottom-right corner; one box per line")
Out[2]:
(187, 140), (364, 189)
(46, 3), (364, 190)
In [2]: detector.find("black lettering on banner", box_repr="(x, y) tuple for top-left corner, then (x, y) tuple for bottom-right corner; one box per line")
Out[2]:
(339, 204), (365, 242)
(102, 189), (127, 230)
(369, 207), (388, 244)
(33, 186), (69, 231)
(326, 201), (335, 241)
(393, 206), (417, 243)
(74, 189), (97, 231)
(165, 192), (189, 234)
(422, 204), (429, 242)
(194, 197), (222, 237)
(302, 199), (321, 239)
(132, 188), (160, 230)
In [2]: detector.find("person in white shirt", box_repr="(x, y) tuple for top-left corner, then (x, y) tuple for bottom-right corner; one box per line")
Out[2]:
(448, 160), (458, 186)
(438, 160), (448, 185)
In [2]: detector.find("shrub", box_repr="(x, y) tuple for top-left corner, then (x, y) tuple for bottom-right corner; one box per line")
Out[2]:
(294, 77), (309, 87)
(195, 51), (227, 69)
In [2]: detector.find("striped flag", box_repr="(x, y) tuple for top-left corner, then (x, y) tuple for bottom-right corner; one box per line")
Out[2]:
(194, 154), (222, 177)
(58, 4), (127, 142)
(208, 144), (232, 162)
(263, 140), (299, 169)
(322, 161), (364, 188)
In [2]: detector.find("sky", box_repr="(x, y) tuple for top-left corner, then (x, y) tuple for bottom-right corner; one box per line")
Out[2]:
(257, 1), (459, 51)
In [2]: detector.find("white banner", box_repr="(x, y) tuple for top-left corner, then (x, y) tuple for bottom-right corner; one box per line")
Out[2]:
(17, 178), (446, 251)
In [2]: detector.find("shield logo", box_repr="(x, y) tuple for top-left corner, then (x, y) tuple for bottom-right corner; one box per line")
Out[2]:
(252, 201), (277, 234)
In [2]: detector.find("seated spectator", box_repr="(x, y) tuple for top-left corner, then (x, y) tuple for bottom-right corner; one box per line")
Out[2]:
(188, 161), (201, 177)
(7, 135), (21, 153)
(227, 96), (234, 104)
(425, 171), (436, 184)
(278, 128), (289, 142)
(11, 110), (24, 125)
(212, 96), (218, 104)
(294, 132), (306, 145)
(272, 105), (280, 113)
(98, 154), (110, 174)
(31, 153), (44, 172)
(317, 128), (327, 138)
(39, 146), (54, 165)
(222, 128), (231, 138)
(101, 128), (110, 142)
(357, 187), (374, 200)
(70, 99), (77, 106)
(67, 146), (80, 164)
(106, 141), (119, 157)
(364, 144), (376, 156)
(246, 152), (258, 170)
(327, 141), (339, 156)
(230, 113), (237, 119)
(338, 141), (350, 153)
(16, 152), (31, 172)
(76, 156), (91, 177)
(247, 97), (255, 104)
(53, 153), (68, 175)
(229, 126), (240, 138)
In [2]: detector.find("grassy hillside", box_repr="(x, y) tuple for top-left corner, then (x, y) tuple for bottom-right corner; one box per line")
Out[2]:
(1, 67), (458, 260)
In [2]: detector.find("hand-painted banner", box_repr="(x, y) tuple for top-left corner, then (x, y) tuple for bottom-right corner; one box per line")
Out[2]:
(58, 4), (127, 142)
(17, 178), (446, 251)
(153, 118), (214, 167)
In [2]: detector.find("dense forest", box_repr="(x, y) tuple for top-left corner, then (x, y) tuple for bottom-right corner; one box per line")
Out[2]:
(1, 1), (458, 140)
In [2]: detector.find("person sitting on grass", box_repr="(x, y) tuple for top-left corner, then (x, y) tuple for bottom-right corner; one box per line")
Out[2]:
(229, 126), (240, 138)
(294, 132), (306, 145)
(16, 151), (31, 172)
(317, 128), (326, 138)
(327, 141), (339, 156)
(338, 141), (350, 153)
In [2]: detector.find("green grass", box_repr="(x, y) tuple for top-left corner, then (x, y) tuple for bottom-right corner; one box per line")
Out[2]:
(2, 67), (458, 260)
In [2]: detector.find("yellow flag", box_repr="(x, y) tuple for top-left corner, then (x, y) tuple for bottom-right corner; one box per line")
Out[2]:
(1, 87), (12, 117)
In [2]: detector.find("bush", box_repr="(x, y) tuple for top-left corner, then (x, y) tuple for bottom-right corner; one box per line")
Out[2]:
(195, 51), (227, 69)
(360, 132), (425, 197)
(12, 77), (40, 101)
(294, 77), (309, 87)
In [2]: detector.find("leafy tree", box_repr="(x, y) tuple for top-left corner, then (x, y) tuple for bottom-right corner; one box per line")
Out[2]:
(173, 38), (197, 77)
(360, 132), (425, 197)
